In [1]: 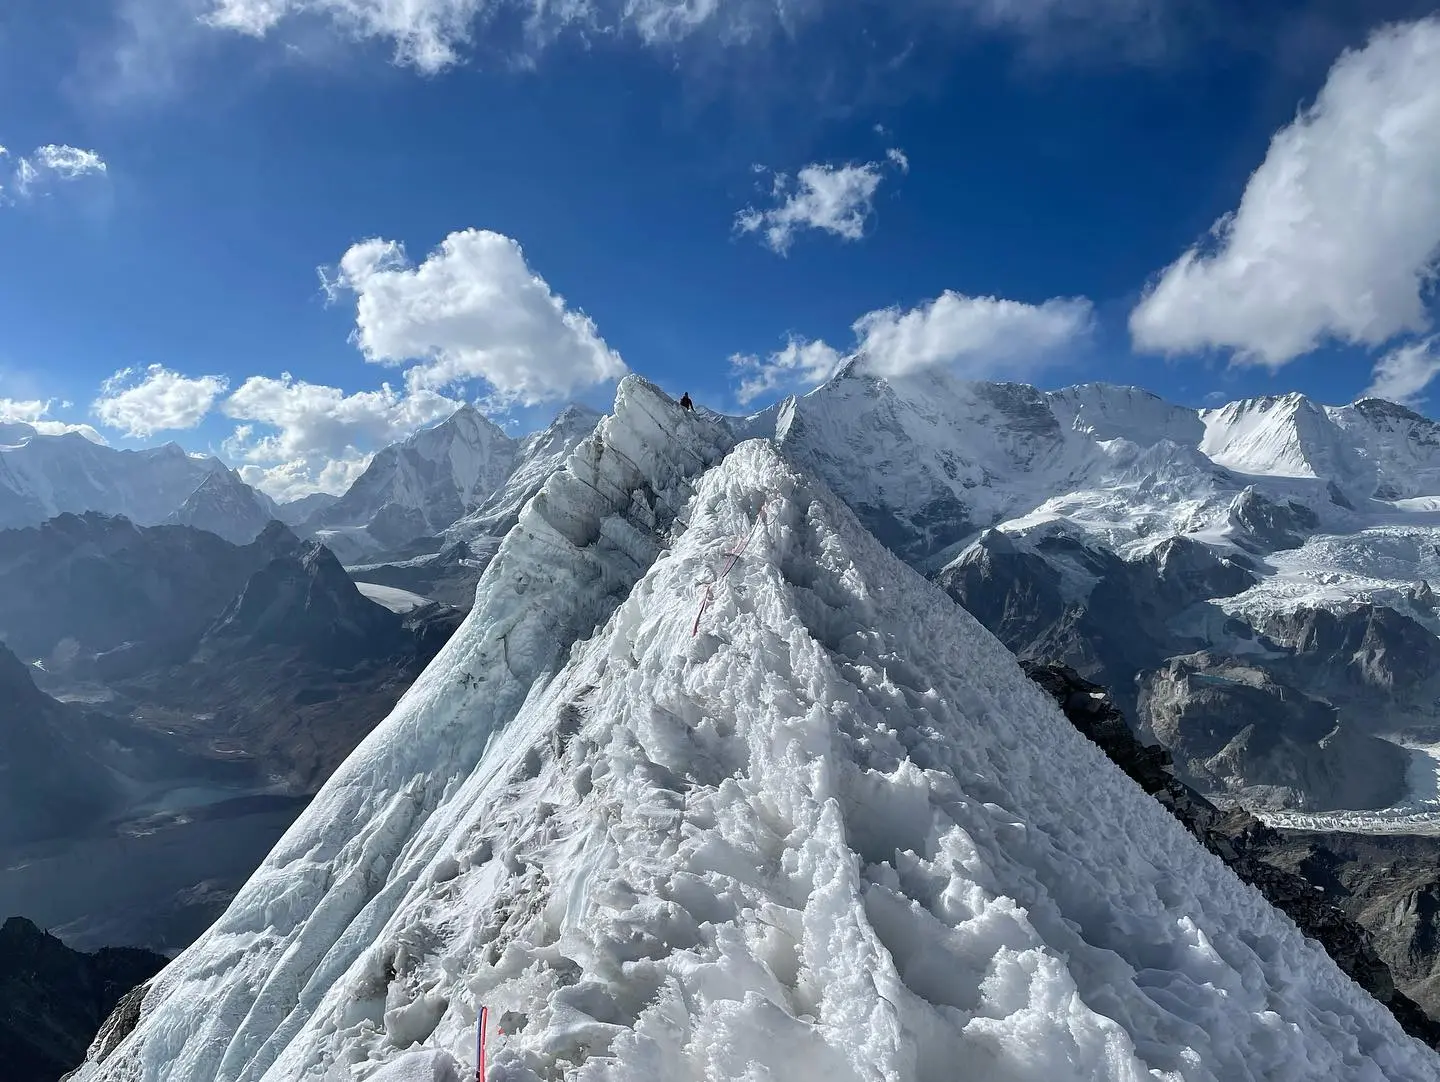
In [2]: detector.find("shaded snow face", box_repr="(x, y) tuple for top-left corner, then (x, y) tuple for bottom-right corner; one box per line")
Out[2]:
(79, 425), (1438, 1082)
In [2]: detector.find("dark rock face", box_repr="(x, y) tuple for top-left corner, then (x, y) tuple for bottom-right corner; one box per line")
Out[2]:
(1138, 654), (1410, 810)
(1023, 661), (1440, 1048)
(0, 513), (302, 662)
(941, 530), (1255, 707)
(0, 647), (123, 847)
(1260, 603), (1440, 694)
(1245, 831), (1440, 1018)
(199, 542), (405, 668)
(0, 916), (165, 1082)
(1228, 487), (1319, 552)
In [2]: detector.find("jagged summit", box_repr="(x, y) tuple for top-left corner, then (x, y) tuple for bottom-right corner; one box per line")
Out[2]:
(72, 380), (1439, 1082)
(164, 468), (278, 544)
(199, 541), (401, 665)
(317, 405), (520, 540)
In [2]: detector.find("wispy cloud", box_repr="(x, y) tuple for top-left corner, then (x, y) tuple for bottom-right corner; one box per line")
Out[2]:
(1, 143), (108, 204)
(735, 149), (908, 255)
(732, 289), (1094, 404)
(1364, 337), (1440, 408)
(0, 397), (108, 443)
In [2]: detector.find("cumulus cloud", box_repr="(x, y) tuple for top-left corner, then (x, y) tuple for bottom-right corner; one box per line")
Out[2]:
(221, 372), (463, 498)
(1130, 16), (1440, 367)
(736, 150), (907, 255)
(731, 337), (843, 406)
(0, 397), (108, 443)
(320, 229), (627, 406)
(1363, 337), (1440, 407)
(1, 143), (107, 203)
(92, 365), (228, 438)
(731, 290), (1093, 403)
(855, 291), (1095, 378)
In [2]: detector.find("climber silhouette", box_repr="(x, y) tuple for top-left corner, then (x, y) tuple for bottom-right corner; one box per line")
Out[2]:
(679, 392), (694, 412)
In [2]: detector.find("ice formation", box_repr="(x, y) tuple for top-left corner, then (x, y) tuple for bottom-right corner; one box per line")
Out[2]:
(72, 378), (1440, 1081)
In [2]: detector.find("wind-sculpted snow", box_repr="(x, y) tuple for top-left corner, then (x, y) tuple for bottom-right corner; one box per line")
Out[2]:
(69, 376), (730, 1082)
(77, 427), (1439, 1080)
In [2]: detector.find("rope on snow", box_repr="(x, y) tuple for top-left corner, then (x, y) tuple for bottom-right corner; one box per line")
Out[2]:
(691, 503), (769, 637)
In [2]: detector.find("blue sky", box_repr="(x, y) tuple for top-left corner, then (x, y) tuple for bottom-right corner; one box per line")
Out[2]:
(1, 0), (1439, 498)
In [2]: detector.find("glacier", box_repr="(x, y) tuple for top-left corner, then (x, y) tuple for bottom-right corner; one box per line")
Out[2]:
(71, 377), (1440, 1082)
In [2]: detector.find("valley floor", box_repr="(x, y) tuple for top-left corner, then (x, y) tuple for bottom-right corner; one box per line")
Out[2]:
(0, 784), (309, 954)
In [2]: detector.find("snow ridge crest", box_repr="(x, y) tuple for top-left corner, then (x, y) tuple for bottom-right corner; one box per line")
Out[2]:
(75, 415), (1440, 1082)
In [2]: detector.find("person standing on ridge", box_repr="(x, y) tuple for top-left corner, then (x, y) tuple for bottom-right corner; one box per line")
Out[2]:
(680, 392), (694, 412)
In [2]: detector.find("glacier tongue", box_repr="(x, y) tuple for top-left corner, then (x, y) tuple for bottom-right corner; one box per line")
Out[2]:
(77, 389), (1439, 1082)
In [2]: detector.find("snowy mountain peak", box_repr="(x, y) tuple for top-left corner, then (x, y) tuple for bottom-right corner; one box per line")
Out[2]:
(74, 410), (1440, 1081)
(319, 406), (521, 538)
(1046, 382), (1204, 447)
(0, 430), (229, 531)
(164, 467), (278, 544)
(1199, 391), (1370, 485)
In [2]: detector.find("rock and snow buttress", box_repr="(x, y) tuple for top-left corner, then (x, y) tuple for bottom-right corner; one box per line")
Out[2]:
(71, 378), (1440, 1082)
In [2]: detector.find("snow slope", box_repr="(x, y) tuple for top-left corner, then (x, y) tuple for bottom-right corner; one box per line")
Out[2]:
(0, 431), (229, 531)
(355, 582), (436, 613)
(319, 406), (521, 537)
(75, 379), (1437, 1082)
(774, 367), (1105, 566)
(164, 468), (279, 544)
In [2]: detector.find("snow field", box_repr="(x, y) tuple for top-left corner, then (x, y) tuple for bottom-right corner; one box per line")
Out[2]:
(82, 413), (1440, 1081)
(354, 583), (436, 613)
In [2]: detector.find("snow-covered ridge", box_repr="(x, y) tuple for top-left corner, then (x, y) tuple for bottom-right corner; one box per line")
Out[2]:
(76, 393), (1438, 1080)
(72, 377), (730, 1082)
(0, 432), (230, 531)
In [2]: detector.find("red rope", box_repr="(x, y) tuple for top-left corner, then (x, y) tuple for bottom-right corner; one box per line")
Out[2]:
(476, 1005), (488, 1081)
(691, 504), (768, 637)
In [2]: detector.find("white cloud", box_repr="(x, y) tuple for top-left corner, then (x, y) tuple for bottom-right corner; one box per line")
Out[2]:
(855, 291), (1095, 378)
(320, 229), (627, 406)
(207, 0), (488, 72)
(221, 373), (462, 497)
(92, 365), (228, 438)
(731, 290), (1093, 403)
(736, 150), (907, 255)
(1, 143), (107, 202)
(194, 0), (1196, 74)
(731, 336), (843, 406)
(1363, 337), (1440, 407)
(0, 397), (108, 443)
(1130, 16), (1440, 367)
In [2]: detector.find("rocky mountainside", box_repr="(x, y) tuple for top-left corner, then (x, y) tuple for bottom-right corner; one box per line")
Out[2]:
(0, 645), (125, 848)
(163, 468), (278, 544)
(0, 514), (301, 664)
(70, 378), (1440, 1082)
(338, 404), (605, 610)
(1025, 661), (1440, 1033)
(0, 917), (166, 1082)
(0, 427), (229, 531)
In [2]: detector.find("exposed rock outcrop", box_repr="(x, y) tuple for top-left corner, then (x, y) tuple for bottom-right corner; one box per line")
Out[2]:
(0, 916), (165, 1082)
(1023, 661), (1440, 1048)
(1138, 653), (1410, 810)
